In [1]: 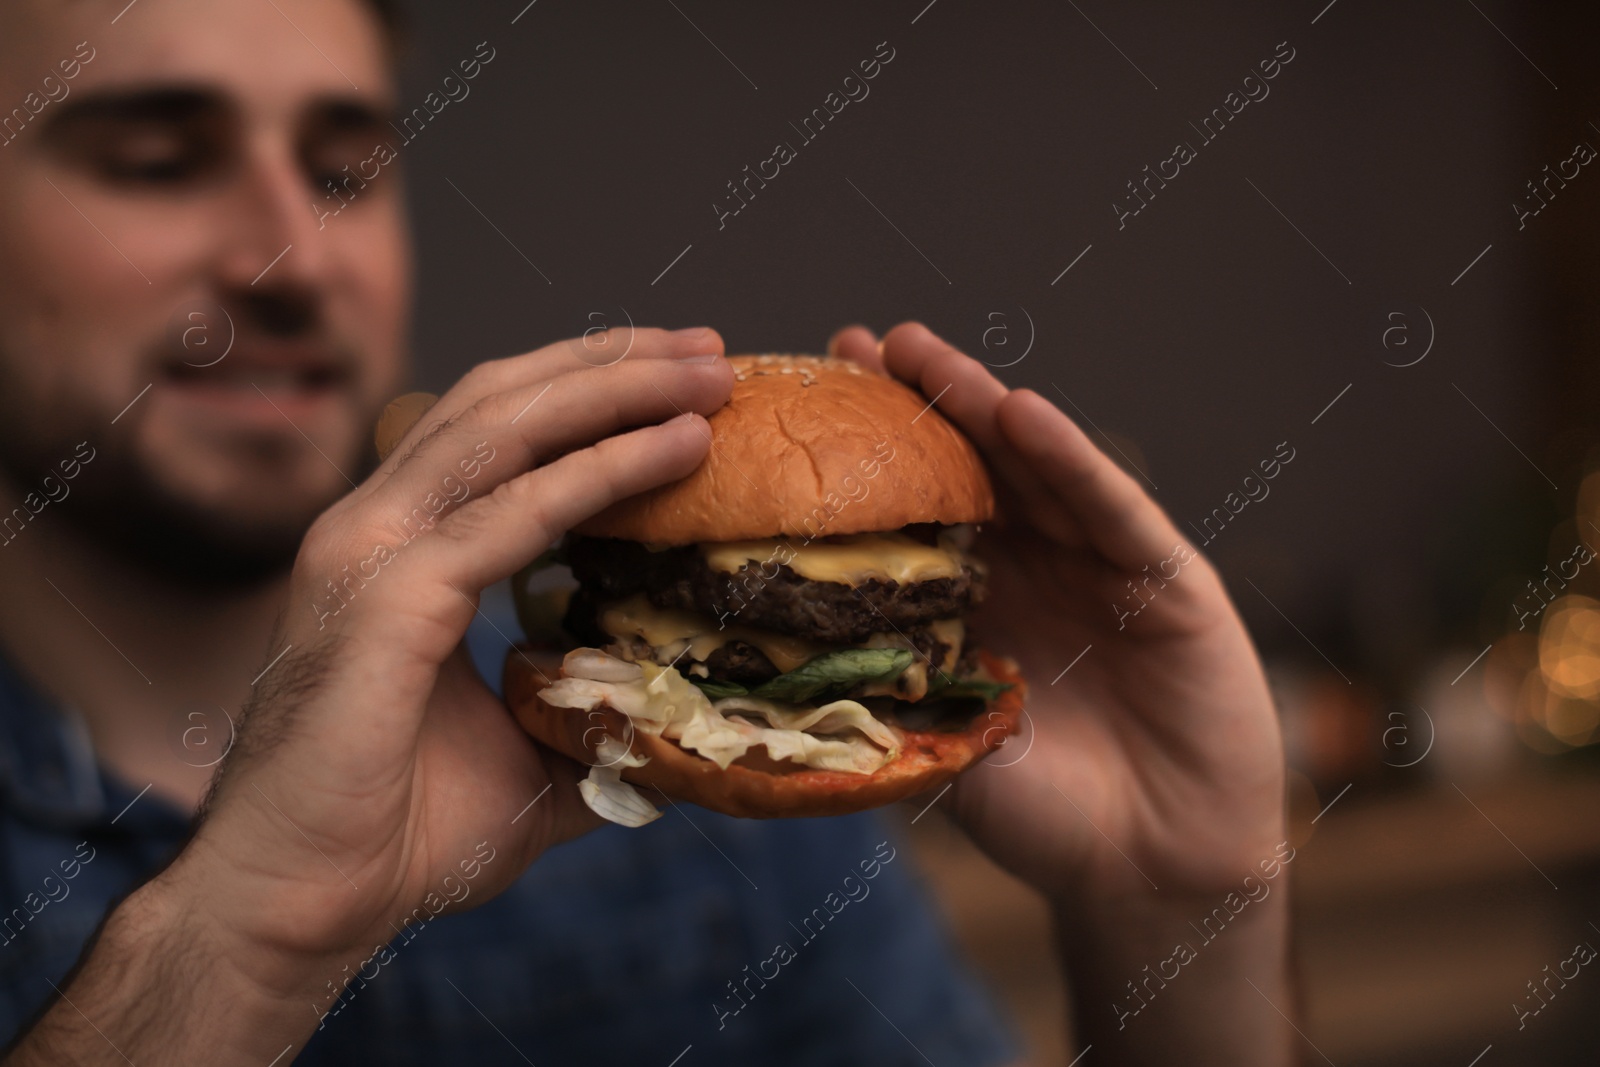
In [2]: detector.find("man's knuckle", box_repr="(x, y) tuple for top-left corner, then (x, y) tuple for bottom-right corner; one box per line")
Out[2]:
(461, 358), (510, 393)
(586, 442), (633, 495)
(469, 478), (557, 546)
(299, 511), (355, 567)
(464, 390), (514, 431)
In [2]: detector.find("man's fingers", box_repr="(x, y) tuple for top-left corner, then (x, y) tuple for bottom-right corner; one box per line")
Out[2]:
(878, 322), (1013, 446)
(997, 389), (1185, 569)
(876, 322), (1087, 539)
(874, 322), (1181, 568)
(827, 324), (884, 372)
(365, 326), (724, 492)
(362, 356), (732, 540)
(409, 413), (715, 591)
(877, 321), (973, 398)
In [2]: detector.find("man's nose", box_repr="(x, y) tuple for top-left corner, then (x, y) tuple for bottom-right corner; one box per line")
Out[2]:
(214, 144), (330, 294)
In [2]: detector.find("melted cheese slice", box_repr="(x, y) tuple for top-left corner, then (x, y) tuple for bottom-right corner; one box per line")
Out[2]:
(859, 617), (966, 700)
(701, 532), (965, 587)
(598, 594), (831, 673)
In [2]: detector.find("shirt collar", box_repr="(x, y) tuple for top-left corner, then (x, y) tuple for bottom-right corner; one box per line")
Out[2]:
(0, 645), (109, 829)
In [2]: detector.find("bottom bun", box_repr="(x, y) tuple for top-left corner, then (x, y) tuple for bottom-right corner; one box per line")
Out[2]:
(504, 647), (1027, 820)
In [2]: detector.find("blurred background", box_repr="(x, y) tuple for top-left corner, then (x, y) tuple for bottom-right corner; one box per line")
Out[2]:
(397, 1), (1600, 1062)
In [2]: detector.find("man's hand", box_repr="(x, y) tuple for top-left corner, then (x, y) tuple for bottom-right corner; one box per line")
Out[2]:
(831, 323), (1294, 1064)
(10, 327), (733, 1065)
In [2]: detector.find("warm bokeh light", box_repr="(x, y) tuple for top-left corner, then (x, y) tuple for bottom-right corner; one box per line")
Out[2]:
(1545, 694), (1600, 747)
(1485, 456), (1600, 755)
(1539, 595), (1600, 700)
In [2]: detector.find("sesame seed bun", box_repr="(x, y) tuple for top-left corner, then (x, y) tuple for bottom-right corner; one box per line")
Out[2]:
(574, 354), (994, 545)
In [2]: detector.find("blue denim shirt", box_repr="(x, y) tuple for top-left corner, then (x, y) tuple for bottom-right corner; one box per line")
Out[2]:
(0, 584), (1019, 1065)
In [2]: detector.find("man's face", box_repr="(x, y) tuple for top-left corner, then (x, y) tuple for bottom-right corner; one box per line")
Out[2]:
(0, 0), (409, 585)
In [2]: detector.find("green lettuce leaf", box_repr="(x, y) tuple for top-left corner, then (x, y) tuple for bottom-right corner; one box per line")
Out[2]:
(926, 675), (1014, 703)
(687, 648), (914, 705)
(751, 648), (914, 704)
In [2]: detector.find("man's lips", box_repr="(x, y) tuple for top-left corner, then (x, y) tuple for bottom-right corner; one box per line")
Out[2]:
(155, 346), (356, 426)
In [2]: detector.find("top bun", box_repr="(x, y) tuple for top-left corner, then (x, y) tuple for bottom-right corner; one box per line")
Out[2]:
(575, 354), (994, 545)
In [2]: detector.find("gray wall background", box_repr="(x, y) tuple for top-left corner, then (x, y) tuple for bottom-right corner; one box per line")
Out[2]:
(394, 0), (1588, 682)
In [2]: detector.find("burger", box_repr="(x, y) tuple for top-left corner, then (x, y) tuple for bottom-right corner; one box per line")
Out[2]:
(504, 354), (1026, 825)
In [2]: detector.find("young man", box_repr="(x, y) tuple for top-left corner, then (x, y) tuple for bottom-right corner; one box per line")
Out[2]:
(0, 0), (1292, 1063)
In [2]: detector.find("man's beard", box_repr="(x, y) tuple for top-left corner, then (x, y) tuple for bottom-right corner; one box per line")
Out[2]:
(0, 428), (375, 591)
(0, 287), (387, 592)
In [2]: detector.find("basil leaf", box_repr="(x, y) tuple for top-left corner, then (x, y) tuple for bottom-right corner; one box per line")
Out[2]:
(749, 648), (914, 704)
(678, 648), (1011, 709)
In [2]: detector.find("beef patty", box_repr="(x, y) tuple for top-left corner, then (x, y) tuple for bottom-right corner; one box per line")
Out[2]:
(564, 535), (981, 645)
(564, 597), (960, 687)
